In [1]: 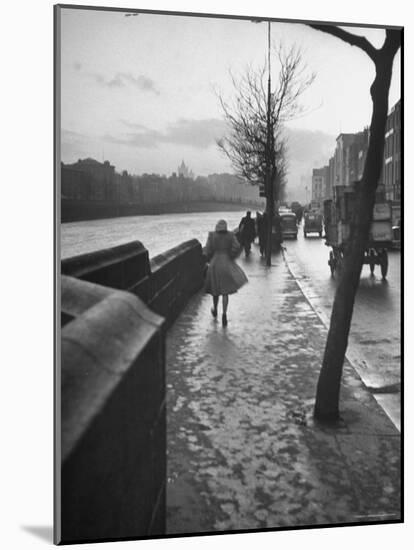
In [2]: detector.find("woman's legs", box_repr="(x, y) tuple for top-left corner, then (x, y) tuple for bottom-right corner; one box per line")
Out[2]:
(222, 294), (228, 326)
(212, 294), (229, 325)
(211, 295), (219, 317)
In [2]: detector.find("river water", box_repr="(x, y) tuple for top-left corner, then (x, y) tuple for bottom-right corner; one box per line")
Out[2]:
(60, 211), (248, 260)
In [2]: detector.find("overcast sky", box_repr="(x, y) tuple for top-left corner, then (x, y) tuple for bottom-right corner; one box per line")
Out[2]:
(60, 7), (401, 179)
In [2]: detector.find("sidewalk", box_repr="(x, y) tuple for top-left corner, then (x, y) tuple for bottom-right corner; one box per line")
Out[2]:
(166, 244), (401, 534)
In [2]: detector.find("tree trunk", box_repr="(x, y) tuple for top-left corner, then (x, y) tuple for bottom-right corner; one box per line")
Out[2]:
(314, 52), (397, 421)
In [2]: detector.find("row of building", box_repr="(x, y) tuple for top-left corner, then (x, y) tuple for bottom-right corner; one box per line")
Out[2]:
(60, 158), (265, 208)
(311, 99), (401, 211)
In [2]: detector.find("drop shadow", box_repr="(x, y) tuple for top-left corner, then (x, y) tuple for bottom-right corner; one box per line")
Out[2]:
(21, 525), (53, 543)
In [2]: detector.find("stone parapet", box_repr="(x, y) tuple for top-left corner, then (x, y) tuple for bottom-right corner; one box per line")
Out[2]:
(58, 276), (166, 543)
(61, 238), (206, 326)
(58, 238), (206, 543)
(149, 239), (205, 323)
(61, 241), (150, 299)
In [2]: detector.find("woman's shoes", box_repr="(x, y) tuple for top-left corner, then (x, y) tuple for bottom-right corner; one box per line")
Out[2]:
(211, 307), (227, 326)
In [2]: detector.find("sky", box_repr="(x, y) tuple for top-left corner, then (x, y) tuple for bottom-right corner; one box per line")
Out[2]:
(59, 7), (401, 194)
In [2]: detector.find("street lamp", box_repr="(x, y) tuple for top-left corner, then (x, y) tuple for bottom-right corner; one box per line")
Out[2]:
(252, 19), (273, 266)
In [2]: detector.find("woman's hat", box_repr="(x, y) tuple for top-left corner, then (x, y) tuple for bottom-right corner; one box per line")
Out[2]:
(215, 219), (227, 232)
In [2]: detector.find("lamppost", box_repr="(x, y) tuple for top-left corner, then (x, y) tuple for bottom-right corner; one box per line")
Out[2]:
(252, 19), (273, 266)
(265, 21), (274, 267)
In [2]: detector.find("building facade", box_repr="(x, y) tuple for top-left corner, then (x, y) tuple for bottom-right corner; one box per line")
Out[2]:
(383, 99), (401, 201)
(62, 158), (116, 201)
(311, 99), (401, 206)
(61, 158), (265, 209)
(311, 166), (329, 212)
(333, 131), (367, 189)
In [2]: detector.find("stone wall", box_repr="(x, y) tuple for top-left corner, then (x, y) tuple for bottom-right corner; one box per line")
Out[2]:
(61, 239), (206, 326)
(61, 241), (151, 298)
(59, 276), (166, 543)
(58, 239), (206, 543)
(149, 239), (205, 323)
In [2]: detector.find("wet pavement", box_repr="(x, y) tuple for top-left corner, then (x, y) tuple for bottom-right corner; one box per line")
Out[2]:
(166, 244), (401, 535)
(62, 212), (400, 429)
(283, 227), (401, 429)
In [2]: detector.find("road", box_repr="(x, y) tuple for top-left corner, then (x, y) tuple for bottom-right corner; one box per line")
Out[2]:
(282, 224), (401, 428)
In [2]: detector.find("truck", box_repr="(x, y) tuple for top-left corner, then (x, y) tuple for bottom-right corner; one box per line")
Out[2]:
(324, 183), (393, 279)
(303, 211), (323, 238)
(280, 211), (298, 239)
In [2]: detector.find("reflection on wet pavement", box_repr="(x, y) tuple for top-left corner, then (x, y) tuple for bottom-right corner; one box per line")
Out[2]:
(283, 232), (401, 426)
(166, 247), (400, 534)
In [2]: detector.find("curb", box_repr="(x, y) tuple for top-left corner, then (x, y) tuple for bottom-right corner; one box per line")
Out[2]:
(281, 247), (400, 432)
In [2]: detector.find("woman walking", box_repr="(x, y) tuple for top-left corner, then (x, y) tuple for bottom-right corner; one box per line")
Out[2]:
(203, 219), (248, 326)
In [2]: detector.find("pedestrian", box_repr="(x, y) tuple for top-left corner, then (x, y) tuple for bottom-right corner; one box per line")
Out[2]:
(273, 211), (283, 249)
(203, 219), (248, 327)
(238, 211), (256, 256)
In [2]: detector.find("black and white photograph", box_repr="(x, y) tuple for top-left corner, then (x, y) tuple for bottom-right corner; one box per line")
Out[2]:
(0, 2), (404, 549)
(2, 0), (412, 548)
(53, 3), (404, 545)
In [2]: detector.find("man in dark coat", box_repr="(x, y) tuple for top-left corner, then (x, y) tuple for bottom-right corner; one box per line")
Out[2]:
(238, 211), (256, 256)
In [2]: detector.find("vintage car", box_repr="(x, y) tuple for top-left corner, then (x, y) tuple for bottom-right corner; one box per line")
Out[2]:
(303, 212), (323, 237)
(280, 211), (298, 239)
(392, 219), (401, 249)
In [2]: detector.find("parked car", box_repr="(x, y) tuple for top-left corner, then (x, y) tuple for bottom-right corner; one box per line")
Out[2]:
(392, 219), (401, 249)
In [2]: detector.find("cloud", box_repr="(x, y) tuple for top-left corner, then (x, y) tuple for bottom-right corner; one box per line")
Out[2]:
(105, 118), (228, 149)
(61, 128), (91, 160)
(283, 127), (336, 167)
(61, 128), (85, 138)
(120, 120), (151, 131)
(164, 119), (227, 148)
(73, 61), (82, 71)
(104, 128), (161, 148)
(88, 71), (159, 94)
(281, 127), (337, 200)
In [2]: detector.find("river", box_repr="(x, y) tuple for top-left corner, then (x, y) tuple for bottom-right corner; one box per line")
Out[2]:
(60, 211), (248, 259)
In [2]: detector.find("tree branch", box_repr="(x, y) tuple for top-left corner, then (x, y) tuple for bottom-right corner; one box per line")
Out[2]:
(309, 24), (378, 61)
(217, 44), (314, 189)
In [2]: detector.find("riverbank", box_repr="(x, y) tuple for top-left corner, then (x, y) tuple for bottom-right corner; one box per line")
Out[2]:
(61, 199), (262, 223)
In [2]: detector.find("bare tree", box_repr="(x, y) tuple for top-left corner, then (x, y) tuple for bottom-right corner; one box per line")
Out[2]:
(217, 43), (315, 209)
(307, 25), (402, 422)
